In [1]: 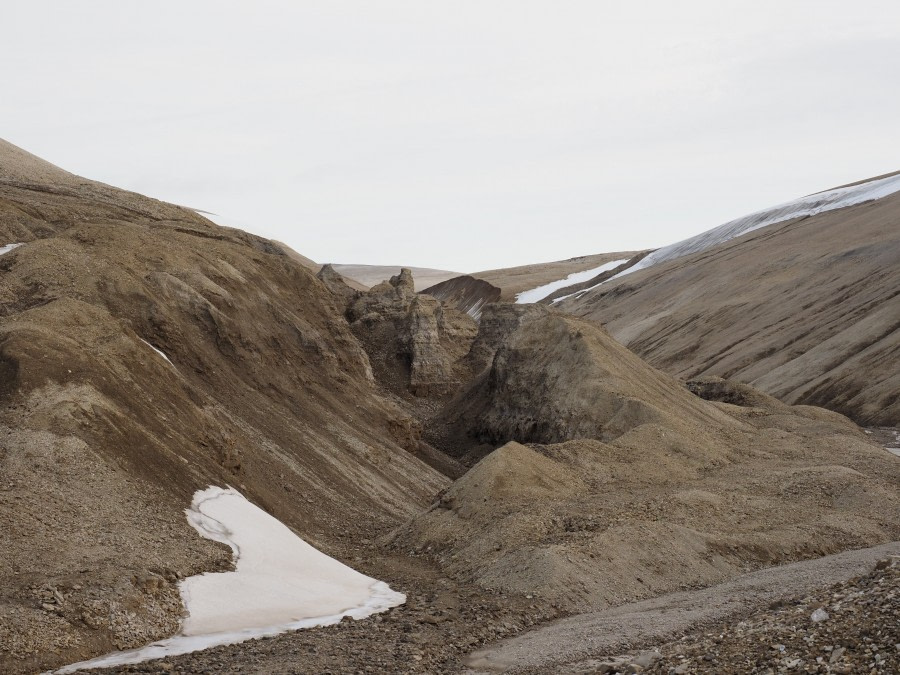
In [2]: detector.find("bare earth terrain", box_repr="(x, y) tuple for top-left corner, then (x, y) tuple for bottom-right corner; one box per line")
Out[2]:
(466, 542), (900, 673)
(1, 139), (898, 674)
(560, 187), (900, 426)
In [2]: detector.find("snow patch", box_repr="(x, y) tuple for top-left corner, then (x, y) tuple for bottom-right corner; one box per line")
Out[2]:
(611, 172), (900, 282)
(0, 242), (24, 256)
(550, 259), (631, 304)
(53, 486), (405, 673)
(516, 259), (629, 304)
(139, 338), (174, 367)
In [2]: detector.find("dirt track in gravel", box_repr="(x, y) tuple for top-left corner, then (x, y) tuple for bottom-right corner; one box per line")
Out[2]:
(465, 542), (900, 673)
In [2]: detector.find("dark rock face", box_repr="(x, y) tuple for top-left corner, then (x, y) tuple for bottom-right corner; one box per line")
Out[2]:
(430, 303), (736, 454)
(463, 303), (549, 375)
(348, 268), (478, 398)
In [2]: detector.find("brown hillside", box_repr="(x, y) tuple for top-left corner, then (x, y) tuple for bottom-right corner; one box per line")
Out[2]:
(394, 306), (900, 613)
(561, 191), (900, 425)
(0, 140), (445, 672)
(473, 251), (645, 302)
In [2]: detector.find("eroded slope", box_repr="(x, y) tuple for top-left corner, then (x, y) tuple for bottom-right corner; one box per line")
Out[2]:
(394, 306), (900, 614)
(0, 140), (446, 672)
(561, 188), (900, 425)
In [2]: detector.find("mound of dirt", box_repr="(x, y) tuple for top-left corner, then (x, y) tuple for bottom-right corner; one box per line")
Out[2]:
(397, 422), (899, 616)
(394, 306), (900, 614)
(430, 304), (737, 453)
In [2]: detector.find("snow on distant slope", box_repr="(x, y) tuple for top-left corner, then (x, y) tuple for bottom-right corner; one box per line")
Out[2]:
(0, 242), (23, 256)
(516, 259), (629, 304)
(55, 486), (404, 673)
(612, 172), (900, 281)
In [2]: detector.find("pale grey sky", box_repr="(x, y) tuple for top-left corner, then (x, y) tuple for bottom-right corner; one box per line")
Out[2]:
(3, 1), (899, 271)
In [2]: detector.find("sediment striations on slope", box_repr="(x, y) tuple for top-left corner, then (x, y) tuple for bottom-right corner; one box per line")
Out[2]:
(560, 183), (900, 426)
(0, 140), (446, 673)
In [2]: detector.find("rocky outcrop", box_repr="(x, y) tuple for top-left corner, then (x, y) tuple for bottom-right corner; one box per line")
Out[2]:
(316, 263), (362, 308)
(463, 303), (549, 375)
(431, 304), (736, 454)
(348, 268), (477, 398)
(394, 307), (900, 615)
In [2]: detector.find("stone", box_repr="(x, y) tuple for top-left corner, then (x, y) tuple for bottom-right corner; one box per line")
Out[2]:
(633, 650), (662, 668)
(810, 608), (830, 622)
(348, 268), (477, 398)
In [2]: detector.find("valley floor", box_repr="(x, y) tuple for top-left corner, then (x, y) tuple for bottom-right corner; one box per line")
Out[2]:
(467, 542), (899, 674)
(62, 542), (899, 674)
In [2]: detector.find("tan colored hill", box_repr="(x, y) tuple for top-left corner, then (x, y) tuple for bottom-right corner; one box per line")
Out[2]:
(559, 180), (900, 426)
(0, 140), (446, 672)
(393, 305), (900, 613)
(3, 139), (898, 675)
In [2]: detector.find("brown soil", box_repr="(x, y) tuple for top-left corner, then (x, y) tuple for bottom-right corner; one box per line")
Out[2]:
(0, 140), (445, 673)
(465, 543), (900, 674)
(2, 139), (898, 675)
(560, 190), (900, 426)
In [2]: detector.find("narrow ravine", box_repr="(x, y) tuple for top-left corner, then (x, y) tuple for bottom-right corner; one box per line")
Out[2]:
(53, 486), (405, 673)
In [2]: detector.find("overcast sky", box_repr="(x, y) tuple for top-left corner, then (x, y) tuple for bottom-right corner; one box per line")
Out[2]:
(4, 1), (899, 271)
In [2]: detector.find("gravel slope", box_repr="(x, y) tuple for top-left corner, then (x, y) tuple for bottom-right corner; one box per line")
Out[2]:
(465, 542), (900, 673)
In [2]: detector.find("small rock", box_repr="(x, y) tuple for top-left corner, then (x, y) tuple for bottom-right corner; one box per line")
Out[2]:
(633, 650), (662, 668)
(810, 608), (830, 622)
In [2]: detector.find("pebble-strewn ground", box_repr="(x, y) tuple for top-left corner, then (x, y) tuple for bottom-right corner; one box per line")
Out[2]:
(642, 556), (899, 675)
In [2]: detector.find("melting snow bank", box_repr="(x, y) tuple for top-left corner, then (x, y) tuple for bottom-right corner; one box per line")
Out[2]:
(0, 242), (24, 256)
(53, 486), (405, 673)
(516, 259), (629, 304)
(612, 172), (900, 281)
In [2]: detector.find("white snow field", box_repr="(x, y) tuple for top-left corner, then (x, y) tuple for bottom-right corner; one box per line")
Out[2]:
(54, 486), (405, 673)
(0, 242), (24, 256)
(515, 258), (629, 304)
(611, 172), (900, 282)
